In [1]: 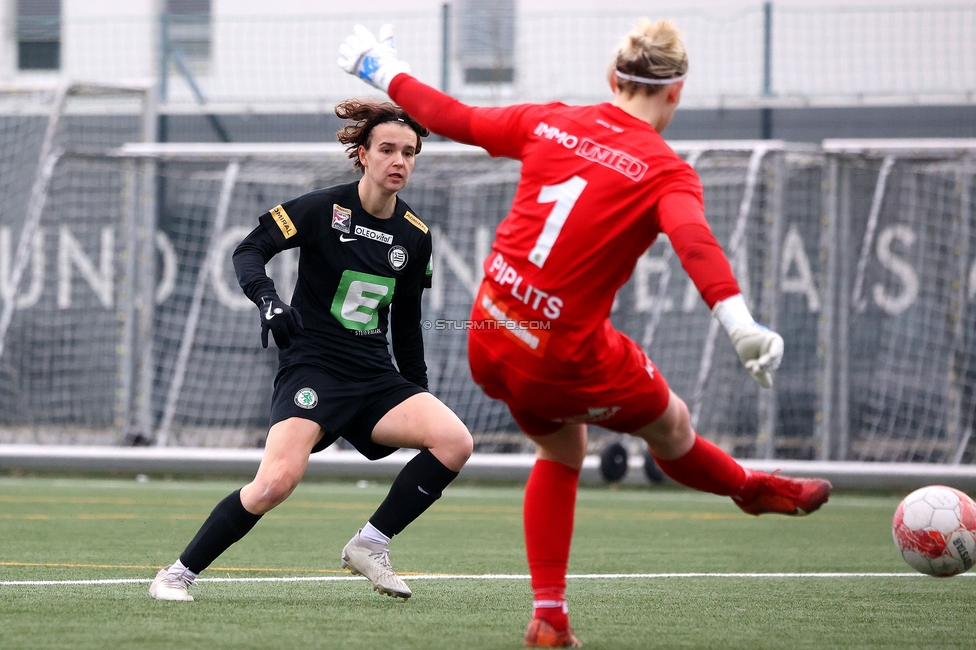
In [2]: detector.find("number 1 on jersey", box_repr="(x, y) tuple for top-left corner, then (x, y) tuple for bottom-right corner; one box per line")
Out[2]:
(528, 175), (587, 267)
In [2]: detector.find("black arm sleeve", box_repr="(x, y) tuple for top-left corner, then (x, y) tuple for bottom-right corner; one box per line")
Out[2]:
(233, 225), (281, 305)
(391, 292), (428, 390)
(390, 237), (431, 390)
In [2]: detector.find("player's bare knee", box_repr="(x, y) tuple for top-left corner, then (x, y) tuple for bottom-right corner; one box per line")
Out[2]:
(453, 426), (474, 462)
(539, 446), (586, 471)
(533, 427), (587, 470)
(249, 473), (300, 512)
(446, 434), (473, 465)
(638, 395), (693, 457)
(258, 485), (294, 511)
(668, 396), (692, 439)
(433, 423), (473, 468)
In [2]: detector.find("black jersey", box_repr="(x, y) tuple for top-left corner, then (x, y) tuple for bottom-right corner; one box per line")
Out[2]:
(248, 181), (433, 385)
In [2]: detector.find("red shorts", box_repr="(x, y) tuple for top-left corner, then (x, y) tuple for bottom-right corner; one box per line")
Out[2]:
(468, 327), (671, 437)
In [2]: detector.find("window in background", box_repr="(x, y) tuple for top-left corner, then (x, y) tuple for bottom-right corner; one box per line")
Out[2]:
(456, 0), (515, 84)
(17, 0), (61, 71)
(164, 0), (211, 76)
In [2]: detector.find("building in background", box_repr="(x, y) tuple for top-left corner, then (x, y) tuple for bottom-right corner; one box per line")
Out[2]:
(0, 1), (974, 139)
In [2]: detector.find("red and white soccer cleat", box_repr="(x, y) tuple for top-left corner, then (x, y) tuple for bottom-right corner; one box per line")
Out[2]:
(732, 470), (832, 516)
(524, 617), (582, 648)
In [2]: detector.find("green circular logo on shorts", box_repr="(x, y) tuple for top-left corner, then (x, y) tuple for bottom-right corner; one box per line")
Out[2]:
(294, 388), (318, 409)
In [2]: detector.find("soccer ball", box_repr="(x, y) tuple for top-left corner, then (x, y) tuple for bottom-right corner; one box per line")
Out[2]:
(892, 485), (976, 577)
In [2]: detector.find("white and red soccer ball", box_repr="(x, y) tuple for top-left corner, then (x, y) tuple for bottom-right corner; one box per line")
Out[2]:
(892, 485), (976, 577)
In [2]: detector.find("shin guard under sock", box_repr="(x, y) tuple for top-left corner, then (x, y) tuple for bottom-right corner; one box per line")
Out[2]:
(179, 489), (263, 574)
(368, 449), (459, 538)
(654, 435), (747, 496)
(524, 458), (579, 623)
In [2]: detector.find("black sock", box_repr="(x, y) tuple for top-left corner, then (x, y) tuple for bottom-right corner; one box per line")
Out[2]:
(179, 489), (263, 574)
(369, 449), (459, 538)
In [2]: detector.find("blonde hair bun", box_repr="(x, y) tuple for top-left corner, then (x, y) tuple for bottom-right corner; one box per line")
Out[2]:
(612, 18), (689, 93)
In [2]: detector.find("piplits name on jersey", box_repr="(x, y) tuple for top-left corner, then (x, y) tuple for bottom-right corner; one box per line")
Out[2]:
(486, 252), (562, 319)
(534, 121), (648, 181)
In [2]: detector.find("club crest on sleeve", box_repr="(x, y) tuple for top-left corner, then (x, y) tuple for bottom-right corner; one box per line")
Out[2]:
(388, 245), (408, 270)
(332, 204), (352, 233)
(294, 388), (318, 409)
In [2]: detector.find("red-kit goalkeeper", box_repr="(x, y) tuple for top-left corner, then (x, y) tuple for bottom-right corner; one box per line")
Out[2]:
(341, 20), (832, 648)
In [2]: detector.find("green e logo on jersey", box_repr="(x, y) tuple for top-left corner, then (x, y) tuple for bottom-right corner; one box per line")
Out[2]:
(331, 270), (396, 331)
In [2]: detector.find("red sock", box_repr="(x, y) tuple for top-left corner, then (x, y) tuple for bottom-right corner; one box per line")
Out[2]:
(524, 459), (579, 630)
(654, 435), (747, 496)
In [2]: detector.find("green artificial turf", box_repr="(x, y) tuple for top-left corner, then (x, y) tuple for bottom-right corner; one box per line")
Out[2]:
(1, 477), (974, 649)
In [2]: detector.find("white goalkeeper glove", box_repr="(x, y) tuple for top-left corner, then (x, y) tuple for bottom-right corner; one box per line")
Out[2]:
(337, 24), (411, 93)
(712, 294), (784, 388)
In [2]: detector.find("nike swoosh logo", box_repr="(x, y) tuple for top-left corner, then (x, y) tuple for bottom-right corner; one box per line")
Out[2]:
(265, 303), (274, 320)
(339, 235), (357, 242)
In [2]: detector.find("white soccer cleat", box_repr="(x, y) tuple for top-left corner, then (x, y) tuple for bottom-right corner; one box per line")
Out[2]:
(149, 565), (195, 601)
(341, 530), (412, 599)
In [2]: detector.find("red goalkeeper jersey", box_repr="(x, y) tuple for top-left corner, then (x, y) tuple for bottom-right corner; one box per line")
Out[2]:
(389, 75), (740, 377)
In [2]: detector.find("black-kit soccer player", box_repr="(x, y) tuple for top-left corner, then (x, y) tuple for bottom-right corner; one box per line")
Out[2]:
(149, 99), (473, 602)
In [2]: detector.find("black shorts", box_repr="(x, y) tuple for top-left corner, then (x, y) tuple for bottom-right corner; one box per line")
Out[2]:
(269, 364), (427, 460)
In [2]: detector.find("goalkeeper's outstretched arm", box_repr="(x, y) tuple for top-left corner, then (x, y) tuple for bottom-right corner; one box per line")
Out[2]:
(388, 75), (479, 146)
(338, 24), (478, 146)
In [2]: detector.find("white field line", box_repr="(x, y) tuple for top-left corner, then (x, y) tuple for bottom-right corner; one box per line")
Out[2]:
(2, 572), (970, 586)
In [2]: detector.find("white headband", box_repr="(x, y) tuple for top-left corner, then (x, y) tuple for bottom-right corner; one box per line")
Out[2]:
(615, 69), (687, 85)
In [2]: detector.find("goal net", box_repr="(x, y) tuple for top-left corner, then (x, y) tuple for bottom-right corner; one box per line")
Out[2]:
(0, 83), (154, 445)
(821, 140), (976, 464)
(1, 137), (974, 464)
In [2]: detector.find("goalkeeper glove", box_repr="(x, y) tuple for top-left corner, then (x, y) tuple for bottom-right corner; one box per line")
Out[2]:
(258, 295), (303, 349)
(712, 294), (784, 389)
(337, 24), (411, 93)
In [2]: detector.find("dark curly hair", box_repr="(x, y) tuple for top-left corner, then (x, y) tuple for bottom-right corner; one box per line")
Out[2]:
(335, 99), (430, 172)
